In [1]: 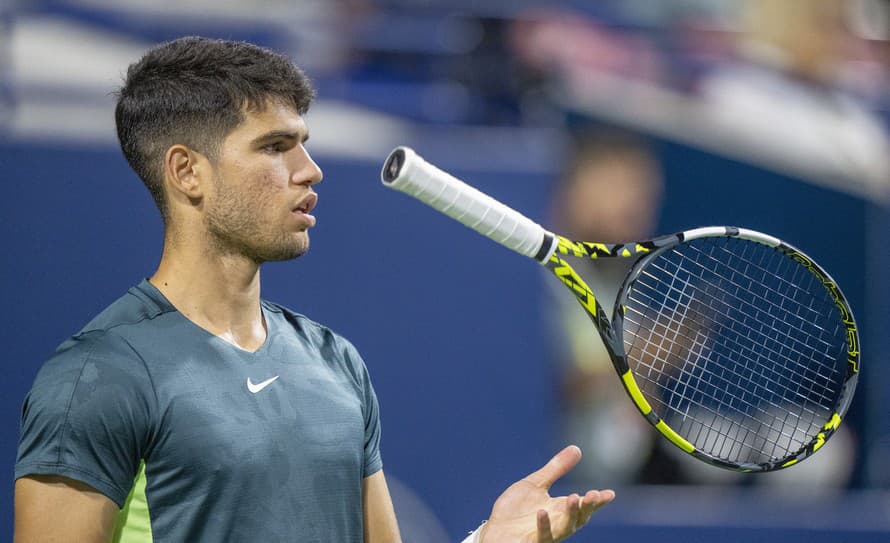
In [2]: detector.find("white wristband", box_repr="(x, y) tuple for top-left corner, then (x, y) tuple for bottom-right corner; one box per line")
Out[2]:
(461, 521), (486, 543)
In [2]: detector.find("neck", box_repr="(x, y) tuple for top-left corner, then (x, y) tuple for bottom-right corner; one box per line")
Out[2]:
(150, 231), (267, 352)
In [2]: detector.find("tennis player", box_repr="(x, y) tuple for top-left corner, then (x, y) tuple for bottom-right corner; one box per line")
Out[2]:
(13, 37), (614, 543)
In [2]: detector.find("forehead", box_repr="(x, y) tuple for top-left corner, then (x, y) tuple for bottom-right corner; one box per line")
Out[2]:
(225, 100), (307, 143)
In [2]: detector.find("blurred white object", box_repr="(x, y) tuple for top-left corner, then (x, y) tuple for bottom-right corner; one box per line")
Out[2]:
(699, 0), (890, 200)
(386, 474), (451, 543)
(699, 59), (890, 200)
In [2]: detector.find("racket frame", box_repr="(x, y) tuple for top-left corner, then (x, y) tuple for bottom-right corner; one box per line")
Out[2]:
(544, 226), (859, 472)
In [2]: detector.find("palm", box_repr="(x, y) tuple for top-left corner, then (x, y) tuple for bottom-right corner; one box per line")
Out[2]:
(489, 480), (570, 542)
(478, 446), (614, 543)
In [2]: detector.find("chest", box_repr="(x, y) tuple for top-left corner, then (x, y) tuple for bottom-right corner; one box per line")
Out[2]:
(144, 342), (366, 490)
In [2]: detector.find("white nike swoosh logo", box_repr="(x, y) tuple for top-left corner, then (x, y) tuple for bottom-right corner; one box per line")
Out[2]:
(247, 375), (279, 393)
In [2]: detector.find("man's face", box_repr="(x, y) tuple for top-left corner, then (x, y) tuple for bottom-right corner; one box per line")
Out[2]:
(203, 100), (323, 263)
(564, 154), (661, 243)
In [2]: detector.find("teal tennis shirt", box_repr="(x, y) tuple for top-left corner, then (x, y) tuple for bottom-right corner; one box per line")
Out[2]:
(16, 279), (383, 542)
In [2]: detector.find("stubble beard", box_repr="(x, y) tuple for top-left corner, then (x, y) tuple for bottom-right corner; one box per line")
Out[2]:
(204, 177), (310, 264)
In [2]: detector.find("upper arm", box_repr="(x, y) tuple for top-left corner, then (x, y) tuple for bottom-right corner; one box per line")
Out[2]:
(363, 470), (401, 543)
(15, 332), (155, 507)
(340, 337), (392, 540)
(15, 475), (119, 543)
(339, 340), (382, 477)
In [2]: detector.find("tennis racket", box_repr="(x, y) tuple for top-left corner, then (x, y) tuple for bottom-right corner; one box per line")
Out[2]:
(381, 146), (859, 473)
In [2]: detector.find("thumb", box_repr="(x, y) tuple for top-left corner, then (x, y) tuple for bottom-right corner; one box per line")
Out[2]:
(524, 445), (582, 489)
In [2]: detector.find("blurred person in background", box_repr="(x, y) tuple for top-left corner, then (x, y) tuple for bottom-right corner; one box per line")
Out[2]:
(698, 0), (890, 199)
(692, 0), (869, 491)
(545, 131), (673, 486)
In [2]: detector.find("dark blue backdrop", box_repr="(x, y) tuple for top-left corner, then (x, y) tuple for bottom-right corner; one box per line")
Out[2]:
(1, 140), (881, 541)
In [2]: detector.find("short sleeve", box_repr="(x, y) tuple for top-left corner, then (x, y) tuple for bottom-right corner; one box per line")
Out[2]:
(15, 331), (157, 508)
(342, 342), (383, 478)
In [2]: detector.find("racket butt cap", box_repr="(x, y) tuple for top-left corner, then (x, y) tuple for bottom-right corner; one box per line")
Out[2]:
(382, 147), (409, 184)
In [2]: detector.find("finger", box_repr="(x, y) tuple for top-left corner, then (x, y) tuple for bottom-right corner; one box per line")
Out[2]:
(536, 510), (554, 543)
(567, 493), (581, 534)
(578, 490), (601, 524)
(579, 490), (599, 524)
(592, 489), (615, 511)
(524, 445), (582, 489)
(579, 489), (616, 524)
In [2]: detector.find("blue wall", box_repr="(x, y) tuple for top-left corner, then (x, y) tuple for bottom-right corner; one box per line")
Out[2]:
(1, 140), (881, 541)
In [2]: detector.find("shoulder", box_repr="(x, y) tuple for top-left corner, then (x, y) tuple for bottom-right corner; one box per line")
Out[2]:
(77, 283), (173, 337)
(30, 329), (155, 410)
(20, 328), (157, 476)
(263, 301), (357, 349)
(31, 284), (166, 402)
(263, 301), (367, 371)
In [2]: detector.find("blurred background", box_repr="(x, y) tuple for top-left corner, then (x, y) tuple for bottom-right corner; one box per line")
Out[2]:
(2, 0), (889, 541)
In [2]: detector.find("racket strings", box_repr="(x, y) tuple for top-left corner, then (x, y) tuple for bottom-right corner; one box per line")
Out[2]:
(631, 261), (840, 405)
(624, 264), (840, 464)
(624, 304), (823, 459)
(623, 287), (798, 455)
(692, 239), (844, 392)
(621, 237), (847, 465)
(705, 241), (842, 354)
(678, 240), (840, 360)
(624, 309), (826, 463)
(629, 263), (839, 407)
(623, 305), (823, 433)
(694, 242), (844, 404)
(647, 239), (844, 386)
(620, 310), (820, 464)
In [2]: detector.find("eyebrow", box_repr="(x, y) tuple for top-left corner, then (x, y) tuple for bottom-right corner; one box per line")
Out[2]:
(250, 130), (310, 145)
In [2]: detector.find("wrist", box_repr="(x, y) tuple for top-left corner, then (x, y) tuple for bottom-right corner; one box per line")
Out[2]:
(461, 521), (488, 543)
(477, 520), (489, 543)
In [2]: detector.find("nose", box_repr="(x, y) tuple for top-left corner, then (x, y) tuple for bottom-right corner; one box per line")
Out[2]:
(292, 145), (323, 186)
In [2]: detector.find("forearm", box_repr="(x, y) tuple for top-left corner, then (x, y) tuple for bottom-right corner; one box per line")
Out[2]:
(362, 471), (402, 543)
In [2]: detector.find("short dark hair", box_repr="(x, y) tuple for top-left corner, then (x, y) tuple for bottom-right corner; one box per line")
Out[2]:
(115, 36), (315, 220)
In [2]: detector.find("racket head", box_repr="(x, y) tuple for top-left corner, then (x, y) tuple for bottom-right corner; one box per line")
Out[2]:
(610, 227), (859, 472)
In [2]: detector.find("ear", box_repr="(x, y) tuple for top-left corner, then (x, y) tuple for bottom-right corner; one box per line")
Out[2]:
(163, 144), (208, 201)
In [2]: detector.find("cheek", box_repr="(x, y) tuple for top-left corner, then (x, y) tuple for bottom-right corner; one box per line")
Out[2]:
(244, 167), (289, 204)
(253, 171), (294, 226)
(257, 163), (289, 186)
(213, 160), (290, 218)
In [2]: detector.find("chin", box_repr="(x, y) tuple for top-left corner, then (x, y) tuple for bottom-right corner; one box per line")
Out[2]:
(259, 238), (310, 262)
(258, 247), (306, 263)
(288, 245), (310, 260)
(235, 227), (310, 263)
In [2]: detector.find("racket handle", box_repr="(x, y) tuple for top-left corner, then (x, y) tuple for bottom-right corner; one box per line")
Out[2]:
(381, 146), (553, 261)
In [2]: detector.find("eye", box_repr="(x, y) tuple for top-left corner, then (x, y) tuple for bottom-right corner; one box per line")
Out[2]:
(262, 142), (287, 154)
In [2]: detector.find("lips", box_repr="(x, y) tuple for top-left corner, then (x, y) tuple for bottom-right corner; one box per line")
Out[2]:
(293, 193), (317, 214)
(292, 193), (318, 227)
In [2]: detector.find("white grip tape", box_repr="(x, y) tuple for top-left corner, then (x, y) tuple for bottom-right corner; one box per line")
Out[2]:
(381, 147), (547, 259)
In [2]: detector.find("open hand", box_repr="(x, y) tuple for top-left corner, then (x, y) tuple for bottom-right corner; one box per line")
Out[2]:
(479, 446), (614, 543)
